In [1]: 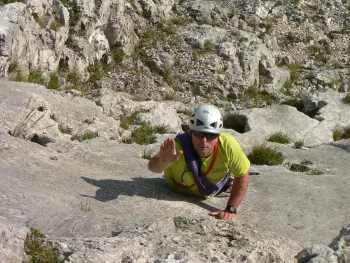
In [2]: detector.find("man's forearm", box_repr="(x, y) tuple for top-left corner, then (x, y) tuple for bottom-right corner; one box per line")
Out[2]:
(148, 156), (169, 173)
(227, 172), (250, 208)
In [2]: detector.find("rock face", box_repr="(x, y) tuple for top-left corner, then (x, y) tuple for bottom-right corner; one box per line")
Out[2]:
(1, 0), (350, 261)
(46, 217), (302, 262)
(0, 219), (29, 263)
(0, 80), (350, 262)
(1, 0), (349, 103)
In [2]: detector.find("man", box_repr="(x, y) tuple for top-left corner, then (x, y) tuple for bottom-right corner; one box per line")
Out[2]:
(148, 104), (250, 221)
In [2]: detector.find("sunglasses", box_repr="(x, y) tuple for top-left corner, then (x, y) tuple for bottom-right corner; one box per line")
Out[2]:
(192, 130), (219, 140)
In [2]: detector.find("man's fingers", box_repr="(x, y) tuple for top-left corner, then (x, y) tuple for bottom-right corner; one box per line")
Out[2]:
(209, 211), (220, 216)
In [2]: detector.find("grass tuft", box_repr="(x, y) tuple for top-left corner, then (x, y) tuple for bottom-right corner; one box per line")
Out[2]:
(80, 200), (92, 211)
(8, 96), (45, 139)
(342, 93), (350, 104)
(71, 130), (98, 142)
(307, 169), (323, 175)
(333, 125), (350, 141)
(131, 122), (154, 145)
(142, 148), (154, 160)
(24, 228), (62, 263)
(267, 132), (290, 144)
(247, 144), (284, 165)
(294, 140), (304, 149)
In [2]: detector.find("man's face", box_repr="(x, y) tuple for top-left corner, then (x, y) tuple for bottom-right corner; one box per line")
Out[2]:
(191, 130), (219, 158)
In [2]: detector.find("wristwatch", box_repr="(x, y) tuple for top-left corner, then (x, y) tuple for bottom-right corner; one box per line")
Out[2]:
(225, 205), (237, 214)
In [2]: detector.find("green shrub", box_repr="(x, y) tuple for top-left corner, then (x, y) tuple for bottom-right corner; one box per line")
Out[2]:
(163, 67), (173, 85)
(111, 45), (125, 65)
(248, 144), (284, 165)
(67, 67), (84, 94)
(47, 72), (60, 90)
(239, 86), (275, 106)
(58, 123), (73, 134)
(343, 93), (350, 104)
(267, 132), (290, 144)
(8, 60), (27, 82)
(153, 125), (170, 134)
(27, 70), (45, 85)
(50, 19), (63, 31)
(60, 0), (81, 27)
(294, 140), (304, 149)
(71, 130), (98, 142)
(159, 21), (176, 35)
(288, 163), (310, 173)
(24, 228), (61, 263)
(307, 169), (323, 175)
(333, 125), (350, 141)
(163, 91), (176, 101)
(131, 122), (154, 145)
(204, 40), (214, 52)
(32, 13), (49, 28)
(88, 60), (104, 82)
(171, 15), (187, 25)
(120, 112), (138, 130)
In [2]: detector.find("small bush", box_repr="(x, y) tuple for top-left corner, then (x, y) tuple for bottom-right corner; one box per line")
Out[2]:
(32, 13), (49, 28)
(71, 130), (98, 142)
(267, 132), (290, 144)
(247, 144), (284, 165)
(120, 112), (138, 130)
(24, 228), (61, 263)
(204, 40), (214, 52)
(131, 122), (154, 145)
(88, 60), (104, 82)
(343, 93), (350, 104)
(307, 169), (323, 175)
(67, 67), (84, 94)
(294, 140), (304, 149)
(110, 45), (125, 65)
(47, 72), (60, 90)
(153, 125), (170, 134)
(27, 70), (45, 85)
(58, 123), (73, 135)
(163, 91), (176, 100)
(162, 67), (173, 84)
(288, 163), (310, 173)
(333, 125), (350, 141)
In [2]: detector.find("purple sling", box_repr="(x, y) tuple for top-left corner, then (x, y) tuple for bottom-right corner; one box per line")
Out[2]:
(175, 131), (229, 196)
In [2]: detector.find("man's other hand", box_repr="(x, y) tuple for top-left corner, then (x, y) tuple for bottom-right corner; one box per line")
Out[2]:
(209, 210), (237, 221)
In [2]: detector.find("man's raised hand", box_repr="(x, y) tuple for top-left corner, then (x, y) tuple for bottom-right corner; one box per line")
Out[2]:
(159, 138), (183, 166)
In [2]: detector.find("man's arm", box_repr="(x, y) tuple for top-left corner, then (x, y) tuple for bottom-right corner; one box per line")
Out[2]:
(148, 155), (170, 173)
(227, 172), (250, 208)
(148, 138), (183, 173)
(209, 172), (250, 221)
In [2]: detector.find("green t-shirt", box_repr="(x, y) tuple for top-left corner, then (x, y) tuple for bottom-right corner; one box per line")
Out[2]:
(164, 132), (250, 197)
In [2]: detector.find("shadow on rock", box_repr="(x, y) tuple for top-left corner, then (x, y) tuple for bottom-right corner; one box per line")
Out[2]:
(81, 176), (219, 212)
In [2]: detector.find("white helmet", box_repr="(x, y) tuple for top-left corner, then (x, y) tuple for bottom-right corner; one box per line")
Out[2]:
(189, 104), (223, 134)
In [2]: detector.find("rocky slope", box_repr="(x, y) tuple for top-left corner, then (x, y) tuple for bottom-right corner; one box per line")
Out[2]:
(0, 0), (350, 262)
